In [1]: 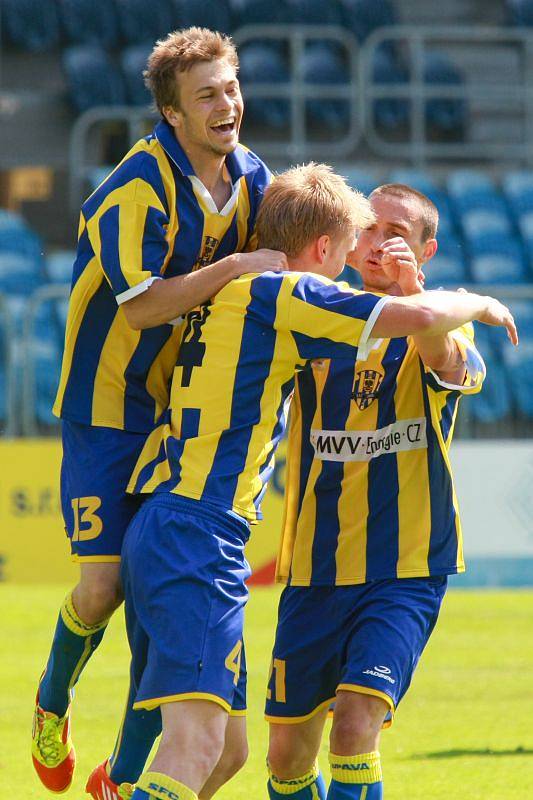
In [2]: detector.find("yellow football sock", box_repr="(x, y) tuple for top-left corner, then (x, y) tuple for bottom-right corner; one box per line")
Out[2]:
(137, 771), (198, 800)
(328, 751), (382, 784)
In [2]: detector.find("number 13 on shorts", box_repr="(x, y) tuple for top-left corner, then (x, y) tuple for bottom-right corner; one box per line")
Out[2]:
(267, 657), (286, 703)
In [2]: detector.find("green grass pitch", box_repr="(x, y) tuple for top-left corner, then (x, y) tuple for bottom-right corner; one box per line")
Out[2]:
(2, 584), (532, 798)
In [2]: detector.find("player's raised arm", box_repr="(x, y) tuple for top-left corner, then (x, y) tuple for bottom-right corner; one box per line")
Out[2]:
(370, 289), (518, 345)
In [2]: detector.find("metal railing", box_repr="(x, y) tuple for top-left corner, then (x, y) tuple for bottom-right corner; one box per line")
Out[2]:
(360, 25), (533, 166)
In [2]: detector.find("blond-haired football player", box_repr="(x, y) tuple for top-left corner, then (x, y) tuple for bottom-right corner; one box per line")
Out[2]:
(117, 165), (515, 800)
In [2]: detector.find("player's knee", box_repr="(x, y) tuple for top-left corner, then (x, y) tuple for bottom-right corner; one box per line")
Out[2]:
(330, 707), (381, 754)
(268, 738), (313, 780)
(73, 573), (123, 624)
(217, 736), (249, 781)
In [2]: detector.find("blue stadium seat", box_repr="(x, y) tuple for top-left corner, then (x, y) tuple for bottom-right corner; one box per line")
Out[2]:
(447, 171), (508, 230)
(507, 0), (533, 26)
(121, 43), (153, 106)
(508, 300), (533, 339)
(461, 208), (513, 240)
(343, 167), (378, 197)
(371, 46), (409, 131)
(0, 366), (6, 429)
(0, 224), (43, 265)
(339, 0), (396, 43)
(45, 251), (76, 284)
(469, 236), (528, 284)
(58, 0), (119, 48)
(302, 44), (349, 131)
(228, 0), (291, 25)
(286, 0), (343, 25)
(172, 0), (233, 33)
(424, 251), (467, 288)
(239, 43), (290, 129)
(502, 170), (533, 214)
(33, 337), (62, 428)
(63, 46), (127, 113)
(116, 0), (175, 45)
(3, 0), (60, 51)
(468, 339), (511, 424)
(501, 339), (533, 418)
(0, 209), (27, 232)
(423, 52), (466, 137)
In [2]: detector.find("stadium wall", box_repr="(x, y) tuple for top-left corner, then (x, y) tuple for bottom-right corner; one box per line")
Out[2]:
(0, 440), (531, 587)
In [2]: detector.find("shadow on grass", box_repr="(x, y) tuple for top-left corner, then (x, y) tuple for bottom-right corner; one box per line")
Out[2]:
(411, 747), (533, 760)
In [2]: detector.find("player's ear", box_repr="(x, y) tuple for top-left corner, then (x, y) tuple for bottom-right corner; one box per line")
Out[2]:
(162, 106), (181, 127)
(316, 234), (330, 264)
(421, 238), (437, 265)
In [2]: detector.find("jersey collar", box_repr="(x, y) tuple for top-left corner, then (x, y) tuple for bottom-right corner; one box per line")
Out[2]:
(154, 119), (254, 181)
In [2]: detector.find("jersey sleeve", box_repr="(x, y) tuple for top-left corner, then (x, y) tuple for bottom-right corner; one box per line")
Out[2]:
(286, 273), (388, 360)
(425, 322), (486, 395)
(245, 159), (273, 253)
(84, 162), (171, 305)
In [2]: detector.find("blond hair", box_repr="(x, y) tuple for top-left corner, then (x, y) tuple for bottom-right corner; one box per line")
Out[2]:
(144, 27), (239, 113)
(256, 163), (375, 257)
(370, 183), (439, 241)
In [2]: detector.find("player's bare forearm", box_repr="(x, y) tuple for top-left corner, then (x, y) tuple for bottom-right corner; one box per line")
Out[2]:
(121, 249), (287, 329)
(412, 331), (466, 384)
(371, 290), (518, 344)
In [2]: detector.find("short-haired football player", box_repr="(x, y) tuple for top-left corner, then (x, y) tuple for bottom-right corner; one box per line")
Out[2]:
(117, 166), (516, 800)
(264, 184), (499, 800)
(31, 26), (287, 799)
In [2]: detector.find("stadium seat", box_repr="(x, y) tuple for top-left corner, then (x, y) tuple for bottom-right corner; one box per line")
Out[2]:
(286, 0), (343, 25)
(32, 337), (62, 428)
(58, 0), (119, 48)
(63, 46), (127, 113)
(461, 208), (513, 240)
(0, 225), (43, 264)
(228, 0), (291, 26)
(45, 251), (76, 284)
(239, 43), (290, 129)
(121, 43), (153, 106)
(424, 251), (467, 288)
(302, 44), (350, 132)
(469, 236), (528, 284)
(0, 209), (27, 232)
(342, 166), (378, 197)
(508, 299), (533, 339)
(115, 0), (175, 45)
(339, 0), (396, 44)
(3, 0), (60, 51)
(447, 171), (508, 227)
(371, 46), (410, 132)
(506, 0), (533, 27)
(423, 52), (466, 138)
(503, 170), (533, 215)
(470, 348), (512, 424)
(172, 0), (233, 33)
(501, 339), (533, 418)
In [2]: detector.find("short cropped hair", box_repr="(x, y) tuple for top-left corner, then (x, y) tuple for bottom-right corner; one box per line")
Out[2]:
(256, 163), (376, 258)
(144, 27), (239, 113)
(370, 183), (439, 241)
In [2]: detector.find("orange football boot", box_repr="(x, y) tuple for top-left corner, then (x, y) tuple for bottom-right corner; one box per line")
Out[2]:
(86, 760), (135, 800)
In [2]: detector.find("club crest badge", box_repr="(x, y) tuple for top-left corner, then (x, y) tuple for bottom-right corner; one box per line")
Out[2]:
(352, 369), (384, 410)
(194, 235), (219, 270)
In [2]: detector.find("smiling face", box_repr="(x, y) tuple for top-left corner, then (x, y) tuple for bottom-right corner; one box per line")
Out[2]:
(164, 59), (243, 158)
(355, 193), (434, 292)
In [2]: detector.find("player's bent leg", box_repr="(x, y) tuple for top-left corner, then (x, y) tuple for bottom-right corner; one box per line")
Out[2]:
(33, 566), (122, 793)
(131, 700), (228, 800)
(267, 711), (328, 799)
(199, 714), (248, 799)
(326, 686), (389, 798)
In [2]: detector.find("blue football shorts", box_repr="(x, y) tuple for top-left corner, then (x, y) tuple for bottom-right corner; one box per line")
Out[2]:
(265, 576), (447, 727)
(121, 492), (251, 715)
(60, 419), (147, 561)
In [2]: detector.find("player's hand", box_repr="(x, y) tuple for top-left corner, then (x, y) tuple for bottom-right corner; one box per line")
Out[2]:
(232, 249), (288, 277)
(477, 297), (518, 345)
(380, 237), (423, 295)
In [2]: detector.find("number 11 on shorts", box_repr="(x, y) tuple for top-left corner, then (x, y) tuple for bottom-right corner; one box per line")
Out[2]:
(267, 658), (286, 703)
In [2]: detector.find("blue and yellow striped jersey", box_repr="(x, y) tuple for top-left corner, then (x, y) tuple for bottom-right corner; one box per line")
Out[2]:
(276, 325), (486, 585)
(128, 272), (386, 521)
(53, 119), (270, 432)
